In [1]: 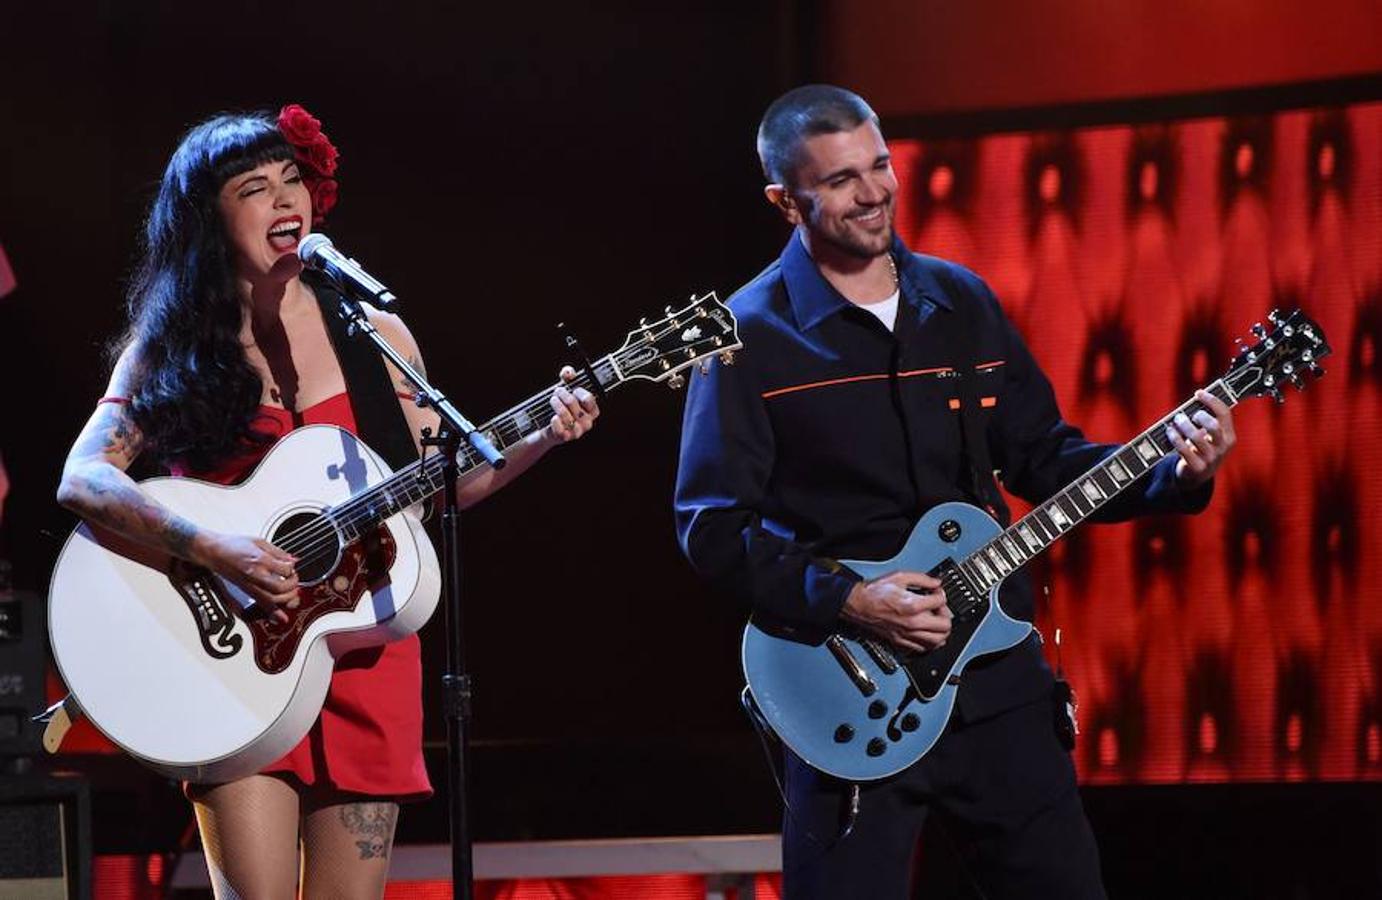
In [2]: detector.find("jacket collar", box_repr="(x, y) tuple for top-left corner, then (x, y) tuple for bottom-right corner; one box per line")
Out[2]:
(780, 229), (952, 332)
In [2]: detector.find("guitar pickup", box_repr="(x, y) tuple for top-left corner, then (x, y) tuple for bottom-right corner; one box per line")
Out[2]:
(826, 635), (877, 696)
(860, 638), (899, 674)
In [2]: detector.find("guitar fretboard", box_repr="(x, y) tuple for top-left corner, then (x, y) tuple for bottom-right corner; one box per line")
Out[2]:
(321, 356), (620, 544)
(266, 291), (737, 557)
(956, 378), (1239, 593)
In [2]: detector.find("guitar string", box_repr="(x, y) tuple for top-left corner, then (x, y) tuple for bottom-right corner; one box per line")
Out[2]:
(264, 363), (618, 558)
(281, 341), (1203, 570)
(928, 382), (1242, 609)
(267, 316), (722, 564)
(309, 330), (1268, 570)
(267, 362), (617, 561)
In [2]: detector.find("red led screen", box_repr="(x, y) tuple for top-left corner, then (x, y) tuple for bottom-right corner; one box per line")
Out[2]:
(889, 100), (1382, 784)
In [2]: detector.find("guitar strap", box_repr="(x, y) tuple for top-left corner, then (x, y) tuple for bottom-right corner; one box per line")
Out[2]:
(941, 281), (1008, 526)
(310, 275), (421, 473)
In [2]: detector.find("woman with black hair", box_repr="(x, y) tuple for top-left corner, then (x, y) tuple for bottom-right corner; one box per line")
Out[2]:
(56, 106), (599, 898)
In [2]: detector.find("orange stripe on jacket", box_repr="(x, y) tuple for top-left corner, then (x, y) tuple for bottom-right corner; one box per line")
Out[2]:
(761, 361), (1006, 401)
(762, 366), (953, 400)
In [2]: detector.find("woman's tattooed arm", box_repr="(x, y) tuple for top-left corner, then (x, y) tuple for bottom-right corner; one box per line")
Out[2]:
(56, 402), (203, 561)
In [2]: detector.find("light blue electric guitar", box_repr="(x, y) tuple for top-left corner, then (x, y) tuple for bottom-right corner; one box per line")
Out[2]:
(741, 309), (1329, 781)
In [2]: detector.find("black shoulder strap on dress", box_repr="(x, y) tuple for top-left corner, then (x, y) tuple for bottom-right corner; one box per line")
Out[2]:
(310, 275), (420, 473)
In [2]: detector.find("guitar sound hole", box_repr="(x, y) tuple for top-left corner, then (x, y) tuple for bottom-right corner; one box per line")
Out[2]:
(271, 511), (341, 584)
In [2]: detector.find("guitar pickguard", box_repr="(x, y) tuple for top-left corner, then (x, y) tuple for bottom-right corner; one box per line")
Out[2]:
(244, 525), (398, 674)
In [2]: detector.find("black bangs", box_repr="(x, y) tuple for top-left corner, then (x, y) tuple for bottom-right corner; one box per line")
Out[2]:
(166, 113), (294, 196)
(210, 130), (294, 189)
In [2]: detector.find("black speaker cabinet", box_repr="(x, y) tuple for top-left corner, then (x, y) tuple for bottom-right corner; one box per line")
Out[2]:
(0, 589), (45, 758)
(0, 774), (90, 899)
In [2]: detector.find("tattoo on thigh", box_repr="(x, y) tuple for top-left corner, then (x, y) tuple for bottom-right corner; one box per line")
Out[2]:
(339, 802), (397, 860)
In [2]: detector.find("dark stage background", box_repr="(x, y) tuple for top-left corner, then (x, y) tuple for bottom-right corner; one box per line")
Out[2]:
(3, 2), (1382, 897)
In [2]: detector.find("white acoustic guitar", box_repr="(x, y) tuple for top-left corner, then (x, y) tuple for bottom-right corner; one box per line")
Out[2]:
(48, 294), (740, 782)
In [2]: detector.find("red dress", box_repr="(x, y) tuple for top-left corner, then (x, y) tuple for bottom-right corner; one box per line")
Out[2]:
(175, 394), (433, 800)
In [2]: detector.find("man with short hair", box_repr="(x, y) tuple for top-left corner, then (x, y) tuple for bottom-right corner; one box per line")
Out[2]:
(674, 84), (1235, 898)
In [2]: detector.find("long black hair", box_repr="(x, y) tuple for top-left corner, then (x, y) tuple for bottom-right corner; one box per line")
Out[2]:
(120, 113), (294, 472)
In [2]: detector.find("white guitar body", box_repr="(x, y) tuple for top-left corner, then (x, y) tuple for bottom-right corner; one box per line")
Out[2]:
(48, 425), (440, 783)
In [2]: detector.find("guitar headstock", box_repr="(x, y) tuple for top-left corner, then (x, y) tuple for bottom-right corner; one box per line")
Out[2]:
(1225, 308), (1331, 403)
(614, 293), (742, 388)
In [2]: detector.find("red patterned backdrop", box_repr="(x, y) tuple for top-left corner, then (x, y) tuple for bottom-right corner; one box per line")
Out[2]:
(890, 100), (1382, 784)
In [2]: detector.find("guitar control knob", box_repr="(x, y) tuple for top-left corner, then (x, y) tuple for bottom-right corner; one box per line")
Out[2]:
(834, 724), (854, 743)
(868, 700), (887, 719)
(866, 737), (887, 757)
(900, 713), (920, 732)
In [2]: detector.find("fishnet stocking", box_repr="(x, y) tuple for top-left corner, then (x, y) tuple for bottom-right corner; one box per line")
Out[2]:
(191, 775), (300, 900)
(191, 776), (400, 900)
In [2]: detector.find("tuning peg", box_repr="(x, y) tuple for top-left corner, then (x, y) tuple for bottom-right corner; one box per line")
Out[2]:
(1309, 363), (1325, 377)
(667, 372), (686, 390)
(665, 305), (676, 316)
(720, 350), (736, 366)
(1267, 308), (1282, 324)
(1251, 322), (1267, 338)
(1270, 387), (1285, 403)
(698, 359), (712, 376)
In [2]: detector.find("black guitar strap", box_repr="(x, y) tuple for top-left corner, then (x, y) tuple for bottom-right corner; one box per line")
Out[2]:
(943, 285), (1007, 526)
(310, 275), (420, 473)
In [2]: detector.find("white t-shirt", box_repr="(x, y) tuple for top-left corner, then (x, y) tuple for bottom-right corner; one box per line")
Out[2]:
(857, 289), (901, 331)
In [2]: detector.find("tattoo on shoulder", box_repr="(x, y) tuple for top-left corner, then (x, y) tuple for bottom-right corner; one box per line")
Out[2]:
(339, 802), (397, 861)
(395, 354), (426, 393)
(76, 404), (144, 462)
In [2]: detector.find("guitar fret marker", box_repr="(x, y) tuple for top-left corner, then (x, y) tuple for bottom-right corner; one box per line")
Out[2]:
(1081, 479), (1104, 503)
(1137, 439), (1159, 462)
(986, 547), (1011, 575)
(1017, 524), (1040, 552)
(1048, 504), (1070, 529)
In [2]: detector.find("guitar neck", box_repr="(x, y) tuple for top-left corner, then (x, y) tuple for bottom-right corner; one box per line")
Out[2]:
(957, 377), (1240, 592)
(325, 353), (624, 543)
(307, 289), (741, 545)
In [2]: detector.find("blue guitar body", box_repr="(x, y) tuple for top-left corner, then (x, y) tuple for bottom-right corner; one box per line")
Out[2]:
(741, 502), (1032, 782)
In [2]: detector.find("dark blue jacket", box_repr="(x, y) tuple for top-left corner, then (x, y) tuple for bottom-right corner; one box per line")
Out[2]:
(675, 231), (1211, 722)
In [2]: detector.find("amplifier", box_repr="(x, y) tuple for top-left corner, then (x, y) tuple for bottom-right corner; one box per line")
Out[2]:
(0, 589), (44, 758)
(0, 774), (90, 900)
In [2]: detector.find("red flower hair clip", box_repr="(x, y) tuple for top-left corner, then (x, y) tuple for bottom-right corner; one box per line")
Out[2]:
(277, 104), (340, 225)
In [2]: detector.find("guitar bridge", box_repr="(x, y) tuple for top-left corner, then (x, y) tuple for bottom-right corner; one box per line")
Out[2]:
(168, 561), (243, 660)
(859, 637), (899, 674)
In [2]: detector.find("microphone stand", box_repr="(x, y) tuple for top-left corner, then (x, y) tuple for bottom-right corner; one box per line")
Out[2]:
(329, 294), (502, 900)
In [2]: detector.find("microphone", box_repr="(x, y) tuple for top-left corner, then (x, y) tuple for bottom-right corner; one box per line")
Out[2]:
(298, 234), (398, 310)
